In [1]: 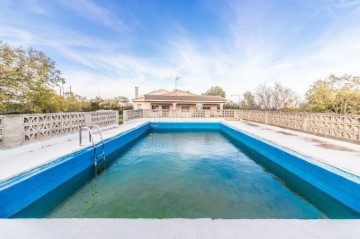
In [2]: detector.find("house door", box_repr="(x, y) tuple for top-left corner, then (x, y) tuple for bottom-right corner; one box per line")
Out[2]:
(162, 105), (170, 117)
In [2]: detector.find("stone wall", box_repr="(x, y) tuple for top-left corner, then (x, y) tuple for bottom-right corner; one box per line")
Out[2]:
(238, 111), (307, 131)
(238, 110), (359, 143)
(0, 111), (118, 148)
(307, 113), (360, 142)
(123, 109), (143, 122)
(0, 116), (3, 147)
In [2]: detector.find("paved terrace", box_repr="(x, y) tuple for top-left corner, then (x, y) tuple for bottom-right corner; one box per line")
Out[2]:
(1, 118), (360, 238)
(1, 219), (360, 239)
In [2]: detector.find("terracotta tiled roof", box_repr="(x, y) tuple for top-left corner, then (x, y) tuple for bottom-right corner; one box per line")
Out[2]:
(147, 89), (170, 95)
(163, 89), (197, 96)
(144, 94), (226, 102)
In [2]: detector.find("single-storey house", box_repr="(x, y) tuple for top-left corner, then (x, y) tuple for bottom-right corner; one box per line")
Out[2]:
(132, 87), (227, 111)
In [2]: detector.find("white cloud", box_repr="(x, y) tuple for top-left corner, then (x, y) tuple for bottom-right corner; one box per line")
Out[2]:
(58, 0), (127, 32)
(1, 0), (360, 102)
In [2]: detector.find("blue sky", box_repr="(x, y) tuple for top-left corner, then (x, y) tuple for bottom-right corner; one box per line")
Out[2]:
(1, 0), (360, 100)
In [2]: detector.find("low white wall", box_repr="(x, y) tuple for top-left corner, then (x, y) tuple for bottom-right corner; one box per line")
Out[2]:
(237, 110), (360, 143)
(0, 111), (119, 148)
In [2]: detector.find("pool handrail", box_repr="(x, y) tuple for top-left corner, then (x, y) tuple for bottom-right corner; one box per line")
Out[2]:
(79, 125), (106, 174)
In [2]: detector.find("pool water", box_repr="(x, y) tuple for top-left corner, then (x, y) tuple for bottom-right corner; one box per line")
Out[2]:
(13, 130), (360, 218)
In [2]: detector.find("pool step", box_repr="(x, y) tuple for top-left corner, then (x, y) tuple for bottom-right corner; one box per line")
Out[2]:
(96, 159), (106, 173)
(79, 124), (106, 176)
(95, 152), (106, 174)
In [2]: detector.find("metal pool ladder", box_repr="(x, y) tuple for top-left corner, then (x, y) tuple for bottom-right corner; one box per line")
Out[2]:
(79, 124), (106, 175)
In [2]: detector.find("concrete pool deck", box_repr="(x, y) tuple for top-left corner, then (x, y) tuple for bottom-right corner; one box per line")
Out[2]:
(1, 219), (360, 239)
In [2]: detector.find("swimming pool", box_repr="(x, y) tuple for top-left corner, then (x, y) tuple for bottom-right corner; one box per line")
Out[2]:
(2, 122), (360, 218)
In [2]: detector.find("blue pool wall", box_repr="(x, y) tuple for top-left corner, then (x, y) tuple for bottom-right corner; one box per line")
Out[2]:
(0, 123), (151, 218)
(1, 121), (360, 218)
(150, 122), (220, 131)
(220, 123), (360, 214)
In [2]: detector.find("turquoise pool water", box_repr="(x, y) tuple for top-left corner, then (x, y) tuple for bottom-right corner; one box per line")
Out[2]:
(13, 129), (360, 218)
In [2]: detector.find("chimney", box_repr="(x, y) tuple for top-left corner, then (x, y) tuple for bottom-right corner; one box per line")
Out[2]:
(135, 86), (139, 98)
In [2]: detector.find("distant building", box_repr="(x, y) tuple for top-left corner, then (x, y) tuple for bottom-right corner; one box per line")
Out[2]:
(132, 87), (227, 111)
(115, 96), (129, 103)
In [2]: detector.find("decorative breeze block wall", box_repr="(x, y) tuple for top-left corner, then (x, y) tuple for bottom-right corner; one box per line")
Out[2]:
(1, 111), (118, 148)
(0, 116), (3, 147)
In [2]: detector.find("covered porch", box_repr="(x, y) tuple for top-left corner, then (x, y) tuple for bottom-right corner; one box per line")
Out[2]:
(148, 102), (224, 111)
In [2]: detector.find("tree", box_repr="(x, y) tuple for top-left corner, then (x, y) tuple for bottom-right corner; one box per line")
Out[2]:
(88, 96), (102, 111)
(254, 81), (298, 111)
(240, 91), (258, 110)
(306, 74), (360, 114)
(63, 92), (90, 112)
(223, 101), (240, 109)
(203, 86), (226, 98)
(99, 98), (121, 110)
(255, 83), (272, 110)
(305, 80), (333, 112)
(0, 41), (65, 113)
(0, 42), (133, 114)
(26, 81), (64, 113)
(98, 96), (132, 112)
(272, 81), (297, 110)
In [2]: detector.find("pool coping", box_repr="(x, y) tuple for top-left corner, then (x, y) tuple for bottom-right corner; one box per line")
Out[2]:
(1, 219), (360, 239)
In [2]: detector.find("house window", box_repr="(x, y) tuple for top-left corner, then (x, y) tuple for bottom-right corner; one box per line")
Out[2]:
(151, 105), (159, 110)
(202, 105), (211, 110)
(181, 105), (190, 112)
(162, 105), (170, 110)
(137, 104), (142, 109)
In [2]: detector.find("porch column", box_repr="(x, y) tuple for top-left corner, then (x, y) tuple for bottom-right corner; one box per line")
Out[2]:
(171, 103), (177, 118)
(219, 103), (224, 110)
